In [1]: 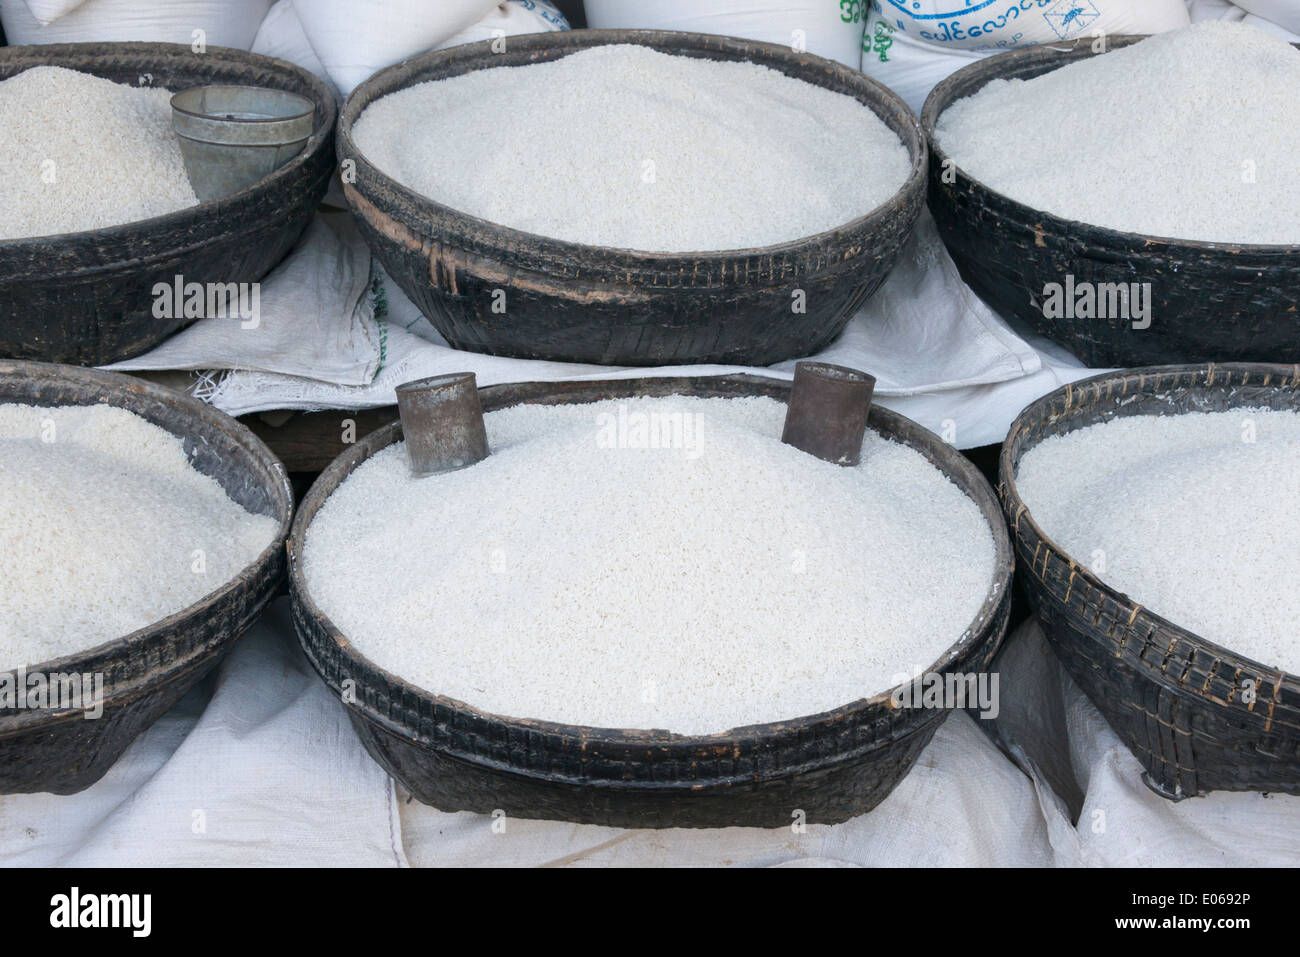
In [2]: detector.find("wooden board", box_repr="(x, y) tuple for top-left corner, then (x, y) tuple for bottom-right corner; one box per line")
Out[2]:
(240, 407), (400, 474)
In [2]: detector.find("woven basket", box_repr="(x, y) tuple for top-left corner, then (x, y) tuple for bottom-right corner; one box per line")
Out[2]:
(337, 30), (926, 367)
(999, 363), (1300, 799)
(0, 361), (293, 794)
(0, 43), (336, 365)
(289, 375), (1013, 828)
(923, 38), (1300, 369)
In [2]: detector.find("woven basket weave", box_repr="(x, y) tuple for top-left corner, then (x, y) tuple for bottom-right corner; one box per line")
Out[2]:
(999, 363), (1300, 799)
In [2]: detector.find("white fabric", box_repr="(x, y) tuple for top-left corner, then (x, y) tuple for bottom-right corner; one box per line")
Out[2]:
(20, 0), (82, 26)
(251, 0), (339, 100)
(289, 0), (502, 97)
(0, 600), (404, 867)
(583, 0), (868, 68)
(250, 1), (567, 103)
(1186, 0), (1300, 40)
(1231, 0), (1300, 33)
(861, 15), (984, 116)
(992, 620), (1300, 868)
(818, 211), (1042, 395)
(159, 210), (1090, 450)
(436, 0), (568, 49)
(104, 213), (378, 387)
(0, 0), (272, 49)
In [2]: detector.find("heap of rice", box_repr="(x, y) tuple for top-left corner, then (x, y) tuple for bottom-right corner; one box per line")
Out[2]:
(1016, 407), (1300, 672)
(353, 44), (911, 252)
(0, 66), (198, 240)
(304, 395), (997, 735)
(937, 23), (1300, 245)
(0, 403), (279, 667)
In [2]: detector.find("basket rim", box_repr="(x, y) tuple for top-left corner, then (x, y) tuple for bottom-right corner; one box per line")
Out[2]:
(288, 373), (1014, 757)
(998, 361), (1300, 696)
(0, 360), (294, 718)
(336, 28), (928, 270)
(0, 41), (337, 254)
(922, 35), (1300, 257)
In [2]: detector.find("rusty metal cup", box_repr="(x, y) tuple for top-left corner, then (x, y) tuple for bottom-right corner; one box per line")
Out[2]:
(395, 372), (490, 476)
(780, 362), (876, 466)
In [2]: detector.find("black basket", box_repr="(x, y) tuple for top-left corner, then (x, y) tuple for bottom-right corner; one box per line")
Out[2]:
(337, 30), (927, 367)
(289, 374), (1013, 828)
(0, 43), (336, 365)
(0, 361), (293, 794)
(999, 363), (1300, 800)
(923, 38), (1300, 369)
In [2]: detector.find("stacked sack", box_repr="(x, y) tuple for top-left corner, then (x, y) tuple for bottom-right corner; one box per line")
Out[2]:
(0, 0), (273, 48)
(861, 0), (1190, 114)
(0, 0), (571, 101)
(583, 0), (869, 68)
(1186, 0), (1300, 39)
(275, 0), (568, 98)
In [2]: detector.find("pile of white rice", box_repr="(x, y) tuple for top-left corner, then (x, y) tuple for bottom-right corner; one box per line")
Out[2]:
(1016, 407), (1300, 672)
(304, 396), (997, 735)
(0, 403), (279, 667)
(0, 65), (198, 240)
(352, 44), (912, 253)
(936, 23), (1300, 245)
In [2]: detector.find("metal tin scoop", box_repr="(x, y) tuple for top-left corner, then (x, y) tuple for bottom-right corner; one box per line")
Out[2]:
(395, 363), (875, 477)
(396, 372), (490, 476)
(171, 85), (314, 201)
(781, 361), (876, 466)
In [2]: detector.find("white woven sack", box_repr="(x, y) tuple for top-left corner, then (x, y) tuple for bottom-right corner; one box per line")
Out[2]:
(1232, 0), (1300, 33)
(1187, 0), (1300, 40)
(583, 0), (869, 68)
(437, 0), (568, 49)
(289, 0), (500, 97)
(1, 0), (272, 49)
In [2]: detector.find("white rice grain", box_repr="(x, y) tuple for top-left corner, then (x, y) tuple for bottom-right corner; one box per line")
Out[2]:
(303, 396), (997, 735)
(353, 45), (911, 253)
(0, 403), (279, 666)
(936, 23), (1300, 245)
(0, 66), (198, 240)
(1016, 408), (1300, 672)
